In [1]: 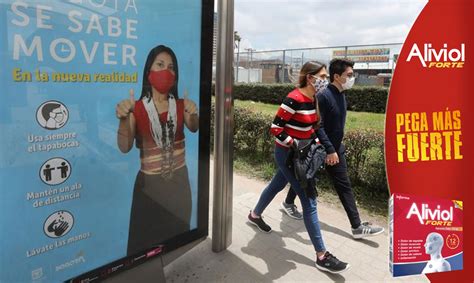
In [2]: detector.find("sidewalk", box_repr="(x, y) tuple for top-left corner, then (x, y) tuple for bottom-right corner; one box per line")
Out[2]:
(163, 164), (429, 282)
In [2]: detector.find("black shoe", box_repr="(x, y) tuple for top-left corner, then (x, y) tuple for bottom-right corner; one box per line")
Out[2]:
(315, 251), (350, 274)
(248, 211), (272, 233)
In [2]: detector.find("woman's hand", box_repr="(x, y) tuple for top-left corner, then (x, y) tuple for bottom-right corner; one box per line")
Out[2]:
(183, 90), (198, 115)
(184, 99), (197, 115)
(325, 152), (339, 166)
(183, 90), (199, 132)
(116, 89), (136, 119)
(116, 89), (136, 153)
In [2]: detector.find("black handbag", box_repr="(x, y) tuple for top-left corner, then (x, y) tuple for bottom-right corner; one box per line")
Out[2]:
(286, 138), (326, 199)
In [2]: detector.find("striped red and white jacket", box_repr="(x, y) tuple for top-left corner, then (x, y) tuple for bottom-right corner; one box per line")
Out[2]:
(271, 88), (320, 148)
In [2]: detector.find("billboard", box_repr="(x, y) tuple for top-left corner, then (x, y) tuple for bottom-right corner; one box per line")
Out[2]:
(332, 48), (390, 63)
(0, 0), (213, 282)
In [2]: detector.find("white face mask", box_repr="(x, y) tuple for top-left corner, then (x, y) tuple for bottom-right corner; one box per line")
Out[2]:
(312, 77), (329, 94)
(341, 76), (355, 90)
(55, 114), (64, 123)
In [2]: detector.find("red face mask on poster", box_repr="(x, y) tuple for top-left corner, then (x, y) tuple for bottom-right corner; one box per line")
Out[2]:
(148, 70), (176, 94)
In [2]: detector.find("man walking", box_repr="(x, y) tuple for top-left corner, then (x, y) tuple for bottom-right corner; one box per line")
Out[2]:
(317, 58), (383, 238)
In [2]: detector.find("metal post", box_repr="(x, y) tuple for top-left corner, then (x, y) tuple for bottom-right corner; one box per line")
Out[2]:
(245, 48), (251, 83)
(391, 54), (397, 74)
(290, 51), (293, 69)
(249, 49), (253, 83)
(236, 39), (240, 83)
(282, 50), (286, 82)
(213, 0), (234, 252)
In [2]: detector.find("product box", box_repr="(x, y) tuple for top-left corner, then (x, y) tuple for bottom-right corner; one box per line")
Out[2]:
(389, 193), (463, 277)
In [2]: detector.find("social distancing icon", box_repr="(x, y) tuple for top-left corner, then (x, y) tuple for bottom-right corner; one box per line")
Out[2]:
(39, 157), (71, 185)
(36, 101), (69, 130)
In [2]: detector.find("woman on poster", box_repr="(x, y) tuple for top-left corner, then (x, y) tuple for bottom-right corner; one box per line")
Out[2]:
(115, 45), (199, 256)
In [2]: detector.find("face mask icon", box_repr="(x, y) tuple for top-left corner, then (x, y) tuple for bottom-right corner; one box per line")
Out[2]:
(52, 109), (65, 123)
(37, 101), (69, 130)
(55, 114), (64, 123)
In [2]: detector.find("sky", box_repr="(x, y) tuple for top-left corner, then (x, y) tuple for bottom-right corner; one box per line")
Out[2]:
(229, 0), (428, 52)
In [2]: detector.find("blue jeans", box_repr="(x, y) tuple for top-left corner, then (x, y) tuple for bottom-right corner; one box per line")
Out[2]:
(253, 145), (326, 252)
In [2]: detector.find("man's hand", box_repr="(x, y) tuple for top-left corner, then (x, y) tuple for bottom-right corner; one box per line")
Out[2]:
(325, 152), (339, 166)
(290, 138), (299, 150)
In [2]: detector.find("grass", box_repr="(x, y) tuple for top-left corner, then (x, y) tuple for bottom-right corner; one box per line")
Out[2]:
(234, 100), (278, 116)
(234, 99), (385, 132)
(234, 154), (276, 181)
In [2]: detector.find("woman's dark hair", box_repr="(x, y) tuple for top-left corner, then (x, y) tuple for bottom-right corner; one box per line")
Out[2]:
(298, 61), (326, 88)
(298, 61), (326, 129)
(140, 45), (179, 101)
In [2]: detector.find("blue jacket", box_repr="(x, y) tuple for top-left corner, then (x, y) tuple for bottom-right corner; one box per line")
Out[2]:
(316, 84), (347, 154)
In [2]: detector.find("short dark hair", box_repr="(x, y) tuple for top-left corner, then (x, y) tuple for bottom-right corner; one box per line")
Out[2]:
(329, 58), (354, 82)
(42, 103), (61, 120)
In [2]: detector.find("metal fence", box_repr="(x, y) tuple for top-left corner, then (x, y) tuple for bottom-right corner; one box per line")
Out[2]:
(232, 43), (403, 87)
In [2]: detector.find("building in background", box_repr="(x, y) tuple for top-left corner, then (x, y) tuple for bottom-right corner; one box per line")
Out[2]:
(231, 45), (401, 86)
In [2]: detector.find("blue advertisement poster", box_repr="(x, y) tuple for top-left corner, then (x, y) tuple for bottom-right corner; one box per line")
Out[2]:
(0, 1), (212, 282)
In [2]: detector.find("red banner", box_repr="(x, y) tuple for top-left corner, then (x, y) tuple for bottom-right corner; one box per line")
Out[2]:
(386, 0), (473, 281)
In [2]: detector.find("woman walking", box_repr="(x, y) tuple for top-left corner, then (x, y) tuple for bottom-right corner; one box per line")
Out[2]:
(248, 61), (349, 274)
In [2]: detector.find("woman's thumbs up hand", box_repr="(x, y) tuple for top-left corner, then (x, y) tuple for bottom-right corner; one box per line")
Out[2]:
(116, 89), (136, 119)
(183, 89), (197, 115)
